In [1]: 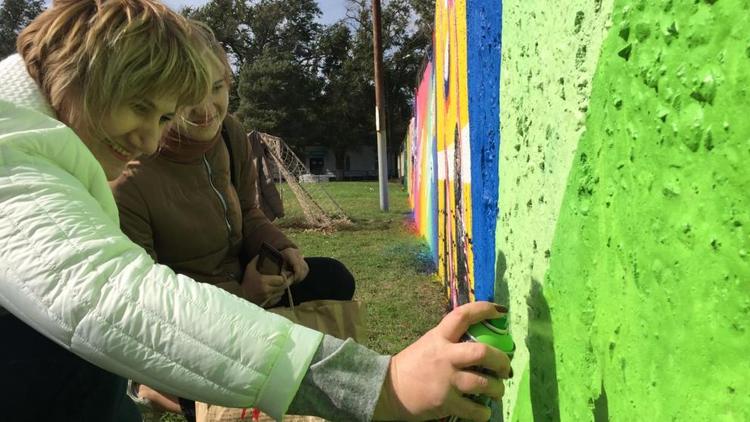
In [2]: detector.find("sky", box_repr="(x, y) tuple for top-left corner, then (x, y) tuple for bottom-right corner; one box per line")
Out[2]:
(161, 0), (349, 25)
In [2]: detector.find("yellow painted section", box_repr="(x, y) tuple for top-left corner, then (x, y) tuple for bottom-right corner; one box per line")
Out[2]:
(434, 0), (475, 304)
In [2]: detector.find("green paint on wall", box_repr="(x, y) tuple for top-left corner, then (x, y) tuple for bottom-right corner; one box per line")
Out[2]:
(510, 369), (533, 422)
(496, 0), (614, 418)
(545, 0), (750, 420)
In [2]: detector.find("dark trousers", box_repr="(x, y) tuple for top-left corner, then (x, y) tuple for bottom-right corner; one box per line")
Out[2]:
(274, 257), (356, 307)
(0, 314), (141, 422)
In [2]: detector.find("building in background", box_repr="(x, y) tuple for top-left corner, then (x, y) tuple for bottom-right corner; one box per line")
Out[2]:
(302, 145), (397, 180)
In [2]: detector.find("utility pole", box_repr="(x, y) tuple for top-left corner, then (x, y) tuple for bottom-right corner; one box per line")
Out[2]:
(371, 0), (389, 211)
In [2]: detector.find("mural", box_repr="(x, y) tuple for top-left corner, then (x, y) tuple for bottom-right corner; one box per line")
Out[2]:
(434, 0), (473, 307)
(406, 0), (748, 420)
(406, 0), (501, 306)
(407, 60), (438, 264)
(466, 0), (502, 303)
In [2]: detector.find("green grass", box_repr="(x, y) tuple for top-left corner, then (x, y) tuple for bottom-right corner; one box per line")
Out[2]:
(277, 181), (447, 354)
(157, 181), (446, 421)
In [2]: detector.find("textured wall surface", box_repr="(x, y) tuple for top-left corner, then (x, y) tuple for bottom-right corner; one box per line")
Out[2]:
(467, 0), (502, 302)
(406, 0), (749, 420)
(502, 0), (750, 420)
(408, 61), (438, 262)
(497, 0), (615, 419)
(435, 0), (474, 306)
(541, 0), (750, 420)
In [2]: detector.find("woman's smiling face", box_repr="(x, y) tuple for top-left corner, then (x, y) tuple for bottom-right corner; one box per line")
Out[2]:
(173, 53), (229, 142)
(77, 96), (177, 180)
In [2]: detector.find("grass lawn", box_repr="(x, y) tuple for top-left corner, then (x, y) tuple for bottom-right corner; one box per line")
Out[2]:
(276, 180), (448, 354)
(159, 181), (446, 421)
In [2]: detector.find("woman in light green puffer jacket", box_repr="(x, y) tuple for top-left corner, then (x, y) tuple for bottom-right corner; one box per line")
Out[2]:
(0, 1), (511, 421)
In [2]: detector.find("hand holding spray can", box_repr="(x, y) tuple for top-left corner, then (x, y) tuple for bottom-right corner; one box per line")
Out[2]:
(448, 309), (515, 422)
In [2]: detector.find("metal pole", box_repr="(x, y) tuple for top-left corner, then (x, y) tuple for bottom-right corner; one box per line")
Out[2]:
(371, 0), (389, 211)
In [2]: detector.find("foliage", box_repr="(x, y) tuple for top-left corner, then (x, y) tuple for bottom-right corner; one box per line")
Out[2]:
(186, 0), (434, 170)
(0, 0), (43, 58)
(236, 48), (320, 147)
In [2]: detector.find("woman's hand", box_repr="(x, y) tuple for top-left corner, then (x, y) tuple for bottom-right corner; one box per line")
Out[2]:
(241, 255), (288, 307)
(280, 247), (309, 284)
(373, 301), (512, 421)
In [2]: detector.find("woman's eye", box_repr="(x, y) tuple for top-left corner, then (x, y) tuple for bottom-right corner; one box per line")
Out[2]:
(212, 83), (224, 92)
(132, 103), (149, 115)
(159, 115), (173, 124)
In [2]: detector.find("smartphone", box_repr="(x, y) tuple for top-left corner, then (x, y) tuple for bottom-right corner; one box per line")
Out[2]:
(257, 242), (285, 276)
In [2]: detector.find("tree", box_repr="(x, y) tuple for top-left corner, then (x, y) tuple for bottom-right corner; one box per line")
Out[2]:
(406, 0), (434, 39)
(341, 0), (429, 167)
(314, 22), (372, 176)
(236, 48), (320, 148)
(234, 0), (323, 150)
(0, 0), (44, 58)
(186, 0), (431, 175)
(182, 1), (251, 68)
(182, 0), (252, 113)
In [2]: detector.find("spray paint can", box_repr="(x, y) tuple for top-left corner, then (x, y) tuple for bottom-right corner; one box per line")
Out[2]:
(447, 313), (515, 422)
(465, 314), (515, 358)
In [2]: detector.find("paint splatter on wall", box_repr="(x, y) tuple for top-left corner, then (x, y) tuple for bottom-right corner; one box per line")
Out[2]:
(406, 0), (748, 420)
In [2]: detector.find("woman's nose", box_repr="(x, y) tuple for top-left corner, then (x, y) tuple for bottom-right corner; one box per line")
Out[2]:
(131, 119), (162, 156)
(187, 103), (212, 120)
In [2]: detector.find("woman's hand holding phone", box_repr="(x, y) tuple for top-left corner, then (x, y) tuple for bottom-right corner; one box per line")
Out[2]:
(241, 253), (288, 307)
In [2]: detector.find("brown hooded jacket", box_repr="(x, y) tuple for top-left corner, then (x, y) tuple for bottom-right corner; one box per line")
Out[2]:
(111, 115), (295, 296)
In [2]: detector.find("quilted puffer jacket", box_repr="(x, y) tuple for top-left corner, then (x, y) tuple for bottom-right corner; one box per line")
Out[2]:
(0, 54), (322, 420)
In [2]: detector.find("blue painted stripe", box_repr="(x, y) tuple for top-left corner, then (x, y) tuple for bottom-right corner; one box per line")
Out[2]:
(467, 0), (502, 301)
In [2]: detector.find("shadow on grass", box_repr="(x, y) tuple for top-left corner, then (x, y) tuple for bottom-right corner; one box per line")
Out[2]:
(276, 216), (394, 232)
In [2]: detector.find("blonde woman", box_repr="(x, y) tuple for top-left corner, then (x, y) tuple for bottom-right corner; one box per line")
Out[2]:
(0, 1), (511, 421)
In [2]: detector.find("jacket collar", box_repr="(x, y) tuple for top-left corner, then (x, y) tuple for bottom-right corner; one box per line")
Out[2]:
(158, 127), (222, 163)
(0, 54), (56, 118)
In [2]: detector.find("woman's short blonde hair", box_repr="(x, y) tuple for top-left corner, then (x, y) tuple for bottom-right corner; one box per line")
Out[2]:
(189, 19), (233, 85)
(17, 0), (212, 140)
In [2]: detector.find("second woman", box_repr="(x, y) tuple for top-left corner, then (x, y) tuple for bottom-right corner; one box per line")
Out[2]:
(111, 23), (355, 310)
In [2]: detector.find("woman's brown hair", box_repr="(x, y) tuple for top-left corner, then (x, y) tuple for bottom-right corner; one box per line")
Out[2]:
(17, 0), (212, 141)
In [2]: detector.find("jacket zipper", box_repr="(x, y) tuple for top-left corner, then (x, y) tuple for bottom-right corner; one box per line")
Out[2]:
(203, 155), (233, 236)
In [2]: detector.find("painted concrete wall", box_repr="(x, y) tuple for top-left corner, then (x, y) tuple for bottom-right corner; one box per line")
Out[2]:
(497, 0), (615, 419)
(406, 0), (749, 420)
(533, 1), (749, 420)
(434, 0), (475, 306)
(406, 0), (502, 305)
(407, 61), (439, 262)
